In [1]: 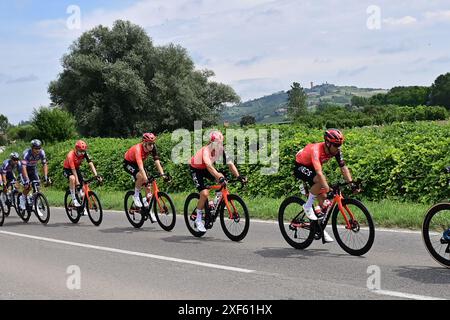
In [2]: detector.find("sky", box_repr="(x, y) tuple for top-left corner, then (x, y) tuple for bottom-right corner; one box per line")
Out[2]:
(1, 0), (450, 124)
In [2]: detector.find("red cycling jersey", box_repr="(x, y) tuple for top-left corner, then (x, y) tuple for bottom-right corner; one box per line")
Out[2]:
(190, 145), (230, 170)
(295, 142), (345, 171)
(124, 143), (160, 168)
(63, 150), (92, 170)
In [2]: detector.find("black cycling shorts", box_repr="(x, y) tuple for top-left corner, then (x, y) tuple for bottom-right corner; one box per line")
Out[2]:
(123, 160), (141, 181)
(26, 167), (40, 182)
(294, 162), (316, 187)
(190, 166), (215, 192)
(63, 168), (84, 184)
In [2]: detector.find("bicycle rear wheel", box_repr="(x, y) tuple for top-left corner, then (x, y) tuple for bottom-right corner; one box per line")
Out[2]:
(124, 191), (145, 228)
(153, 192), (176, 231)
(13, 190), (20, 215)
(64, 190), (81, 224)
(183, 193), (206, 238)
(219, 194), (250, 242)
(86, 191), (103, 226)
(17, 193), (31, 223)
(331, 198), (375, 256)
(34, 193), (50, 224)
(422, 203), (450, 268)
(278, 196), (315, 249)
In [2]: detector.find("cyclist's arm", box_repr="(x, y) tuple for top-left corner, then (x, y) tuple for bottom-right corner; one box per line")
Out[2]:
(42, 151), (49, 179)
(227, 162), (239, 178)
(135, 147), (148, 182)
(340, 165), (353, 183)
(43, 163), (49, 179)
(311, 145), (329, 190)
(152, 146), (164, 176)
(88, 162), (98, 177)
(203, 147), (223, 181)
(21, 165), (29, 183)
(154, 160), (164, 176)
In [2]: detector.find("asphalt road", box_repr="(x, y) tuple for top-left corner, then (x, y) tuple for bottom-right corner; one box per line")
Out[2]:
(0, 207), (448, 300)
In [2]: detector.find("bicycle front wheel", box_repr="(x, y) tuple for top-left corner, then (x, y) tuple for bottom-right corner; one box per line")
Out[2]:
(331, 198), (375, 256)
(0, 196), (4, 226)
(0, 190), (10, 217)
(64, 190), (81, 224)
(34, 193), (50, 224)
(219, 194), (250, 242)
(86, 191), (103, 226)
(278, 196), (315, 249)
(153, 192), (176, 231)
(422, 203), (450, 268)
(124, 191), (145, 228)
(183, 193), (206, 238)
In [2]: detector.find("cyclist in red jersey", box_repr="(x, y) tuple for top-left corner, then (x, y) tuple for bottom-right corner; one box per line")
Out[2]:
(63, 140), (102, 207)
(123, 133), (169, 214)
(190, 130), (247, 232)
(294, 129), (359, 242)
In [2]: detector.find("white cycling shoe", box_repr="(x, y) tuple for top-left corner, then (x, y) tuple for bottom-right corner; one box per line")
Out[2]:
(133, 195), (143, 208)
(195, 220), (207, 232)
(303, 205), (318, 221)
(323, 230), (334, 243)
(72, 198), (82, 207)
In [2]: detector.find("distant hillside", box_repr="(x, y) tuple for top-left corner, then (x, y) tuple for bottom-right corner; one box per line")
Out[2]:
(221, 83), (388, 124)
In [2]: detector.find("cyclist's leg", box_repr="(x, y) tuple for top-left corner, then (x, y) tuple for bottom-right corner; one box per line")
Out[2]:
(294, 163), (317, 208)
(64, 168), (80, 206)
(190, 167), (213, 231)
(124, 160), (144, 207)
(23, 167), (38, 198)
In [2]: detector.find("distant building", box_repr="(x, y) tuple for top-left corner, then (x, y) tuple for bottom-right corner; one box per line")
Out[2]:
(311, 82), (314, 89)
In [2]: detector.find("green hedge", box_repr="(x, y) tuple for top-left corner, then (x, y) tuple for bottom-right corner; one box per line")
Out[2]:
(2, 121), (449, 203)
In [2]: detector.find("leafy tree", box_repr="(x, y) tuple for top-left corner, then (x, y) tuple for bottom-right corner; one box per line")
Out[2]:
(429, 72), (450, 109)
(240, 115), (256, 127)
(31, 106), (77, 142)
(0, 114), (10, 134)
(351, 96), (368, 107)
(49, 20), (239, 137)
(287, 82), (308, 121)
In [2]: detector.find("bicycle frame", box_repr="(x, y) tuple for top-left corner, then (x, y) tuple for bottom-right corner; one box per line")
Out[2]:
(329, 191), (357, 230)
(303, 182), (359, 230)
(82, 181), (93, 208)
(207, 183), (237, 219)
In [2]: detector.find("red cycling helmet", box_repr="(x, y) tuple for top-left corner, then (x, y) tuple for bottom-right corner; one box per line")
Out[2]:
(142, 133), (157, 143)
(324, 129), (344, 145)
(210, 131), (224, 143)
(75, 140), (88, 151)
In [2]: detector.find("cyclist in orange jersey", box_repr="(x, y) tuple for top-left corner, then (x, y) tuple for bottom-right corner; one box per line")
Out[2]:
(63, 140), (102, 207)
(124, 133), (169, 215)
(294, 129), (359, 242)
(190, 130), (247, 232)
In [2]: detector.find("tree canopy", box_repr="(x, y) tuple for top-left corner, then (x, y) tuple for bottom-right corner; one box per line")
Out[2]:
(49, 20), (239, 137)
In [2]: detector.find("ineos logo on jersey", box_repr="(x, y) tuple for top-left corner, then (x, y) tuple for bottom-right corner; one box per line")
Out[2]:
(301, 166), (312, 177)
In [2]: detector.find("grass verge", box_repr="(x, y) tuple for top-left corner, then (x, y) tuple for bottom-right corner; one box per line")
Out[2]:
(42, 188), (433, 230)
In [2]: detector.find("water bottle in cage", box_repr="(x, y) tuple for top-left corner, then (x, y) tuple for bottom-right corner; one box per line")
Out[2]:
(213, 192), (222, 207)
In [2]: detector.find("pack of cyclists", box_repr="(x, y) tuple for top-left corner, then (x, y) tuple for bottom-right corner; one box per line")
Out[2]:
(0, 130), (447, 265)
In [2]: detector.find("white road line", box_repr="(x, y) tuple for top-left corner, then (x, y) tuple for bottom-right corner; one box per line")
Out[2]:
(371, 289), (447, 300)
(0, 230), (256, 274)
(56, 208), (423, 234)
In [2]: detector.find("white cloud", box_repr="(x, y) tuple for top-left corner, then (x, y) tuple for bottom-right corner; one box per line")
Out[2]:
(383, 16), (417, 26)
(425, 10), (450, 22)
